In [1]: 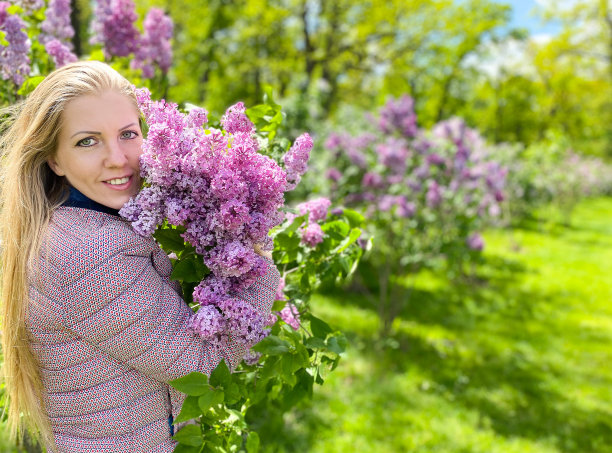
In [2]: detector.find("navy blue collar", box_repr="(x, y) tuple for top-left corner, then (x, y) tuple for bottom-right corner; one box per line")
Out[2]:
(62, 187), (120, 216)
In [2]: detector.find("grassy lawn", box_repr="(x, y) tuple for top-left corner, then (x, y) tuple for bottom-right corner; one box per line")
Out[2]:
(2, 197), (611, 452)
(278, 197), (612, 452)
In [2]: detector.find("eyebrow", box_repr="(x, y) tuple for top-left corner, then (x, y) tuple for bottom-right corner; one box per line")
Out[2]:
(70, 123), (139, 139)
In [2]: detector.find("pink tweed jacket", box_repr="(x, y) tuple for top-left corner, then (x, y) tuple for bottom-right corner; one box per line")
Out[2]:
(27, 207), (280, 453)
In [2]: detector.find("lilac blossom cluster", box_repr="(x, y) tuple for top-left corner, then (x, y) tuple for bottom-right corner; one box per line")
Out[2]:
(40, 0), (74, 46)
(286, 197), (331, 247)
(90, 0), (139, 58)
(120, 88), (313, 348)
(0, 2), (31, 85)
(326, 96), (508, 253)
(131, 8), (173, 78)
(90, 0), (173, 79)
(40, 0), (77, 68)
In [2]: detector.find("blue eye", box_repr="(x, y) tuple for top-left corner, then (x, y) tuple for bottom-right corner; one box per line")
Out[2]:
(77, 137), (96, 147)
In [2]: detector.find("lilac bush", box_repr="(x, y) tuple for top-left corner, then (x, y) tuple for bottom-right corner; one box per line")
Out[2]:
(324, 96), (509, 334)
(0, 3), (31, 86)
(90, 0), (139, 58)
(131, 8), (173, 79)
(40, 0), (74, 47)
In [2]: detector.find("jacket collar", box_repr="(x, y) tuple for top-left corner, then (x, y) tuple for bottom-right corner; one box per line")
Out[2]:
(62, 187), (120, 217)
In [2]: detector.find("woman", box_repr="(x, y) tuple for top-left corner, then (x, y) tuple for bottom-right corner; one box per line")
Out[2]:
(0, 61), (279, 452)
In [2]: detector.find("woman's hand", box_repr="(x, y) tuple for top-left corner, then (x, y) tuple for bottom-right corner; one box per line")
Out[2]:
(253, 242), (273, 260)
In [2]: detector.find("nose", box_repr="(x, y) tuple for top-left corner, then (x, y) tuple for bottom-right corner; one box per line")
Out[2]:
(104, 139), (129, 168)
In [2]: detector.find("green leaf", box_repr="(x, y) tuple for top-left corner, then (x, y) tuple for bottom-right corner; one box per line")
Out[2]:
(246, 431), (260, 453)
(321, 220), (350, 240)
(171, 257), (208, 283)
(174, 395), (202, 423)
(223, 382), (241, 405)
(326, 336), (347, 354)
(331, 228), (362, 254)
(154, 228), (186, 252)
(251, 335), (291, 355)
(198, 388), (224, 412)
(173, 444), (202, 453)
(172, 424), (203, 447)
(304, 337), (326, 349)
(17, 76), (45, 96)
(88, 48), (105, 62)
(274, 232), (301, 251)
(342, 209), (365, 228)
(169, 372), (209, 396)
(309, 315), (333, 339)
(209, 360), (231, 388)
(271, 299), (286, 311)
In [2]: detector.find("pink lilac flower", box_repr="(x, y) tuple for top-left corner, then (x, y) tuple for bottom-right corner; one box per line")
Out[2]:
(426, 181), (442, 208)
(0, 7), (30, 85)
(362, 172), (384, 189)
(300, 223), (324, 247)
(283, 133), (313, 190)
(90, 0), (139, 58)
(467, 233), (484, 251)
(45, 39), (77, 67)
(275, 277), (286, 301)
(131, 7), (173, 78)
(221, 101), (254, 134)
(279, 303), (300, 330)
(294, 197), (331, 222)
(41, 0), (74, 47)
(327, 167), (342, 182)
(243, 349), (262, 365)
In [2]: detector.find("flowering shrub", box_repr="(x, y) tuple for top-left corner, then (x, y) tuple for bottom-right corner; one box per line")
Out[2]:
(324, 96), (508, 334)
(119, 91), (363, 450)
(0, 0), (173, 107)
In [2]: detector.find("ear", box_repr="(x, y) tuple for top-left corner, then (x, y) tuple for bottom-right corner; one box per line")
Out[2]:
(47, 157), (65, 176)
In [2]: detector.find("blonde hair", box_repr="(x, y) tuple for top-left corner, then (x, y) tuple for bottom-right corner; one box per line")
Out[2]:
(0, 61), (138, 448)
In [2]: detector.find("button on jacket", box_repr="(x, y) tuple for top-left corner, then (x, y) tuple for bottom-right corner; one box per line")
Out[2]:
(27, 206), (280, 452)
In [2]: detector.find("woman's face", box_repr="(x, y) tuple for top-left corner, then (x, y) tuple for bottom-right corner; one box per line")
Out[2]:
(48, 90), (143, 210)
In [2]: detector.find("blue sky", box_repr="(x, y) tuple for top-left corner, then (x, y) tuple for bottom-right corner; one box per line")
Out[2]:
(501, 0), (562, 36)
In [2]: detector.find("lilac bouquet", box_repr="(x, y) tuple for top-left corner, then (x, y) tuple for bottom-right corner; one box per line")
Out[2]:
(120, 88), (313, 349)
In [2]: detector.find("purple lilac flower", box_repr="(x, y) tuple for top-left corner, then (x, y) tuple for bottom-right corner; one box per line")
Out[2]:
(243, 349), (262, 365)
(294, 197), (331, 222)
(0, 7), (30, 85)
(283, 133), (313, 190)
(188, 305), (227, 343)
(376, 137), (409, 172)
(90, 0), (139, 58)
(121, 88), (297, 348)
(300, 223), (324, 247)
(41, 0), (74, 47)
(378, 95), (418, 138)
(45, 39), (77, 68)
(15, 0), (43, 13)
(426, 181), (442, 208)
(362, 172), (384, 189)
(467, 233), (484, 252)
(218, 298), (269, 346)
(327, 167), (342, 182)
(131, 8), (173, 79)
(279, 303), (300, 330)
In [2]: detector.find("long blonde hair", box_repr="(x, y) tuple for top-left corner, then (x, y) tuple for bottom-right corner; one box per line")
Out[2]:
(0, 61), (138, 448)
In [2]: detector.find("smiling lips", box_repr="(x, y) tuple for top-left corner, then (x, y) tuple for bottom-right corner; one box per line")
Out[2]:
(103, 175), (132, 189)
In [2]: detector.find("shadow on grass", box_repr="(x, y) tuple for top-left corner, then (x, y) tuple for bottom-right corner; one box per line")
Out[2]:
(278, 252), (612, 452)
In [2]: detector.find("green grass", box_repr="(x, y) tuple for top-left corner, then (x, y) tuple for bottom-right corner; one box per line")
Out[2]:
(278, 197), (612, 452)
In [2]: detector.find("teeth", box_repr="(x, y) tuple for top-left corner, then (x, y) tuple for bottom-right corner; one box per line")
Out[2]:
(107, 177), (129, 185)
